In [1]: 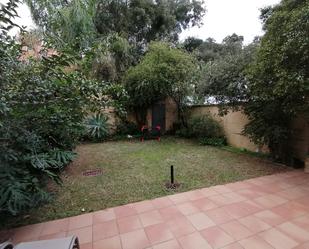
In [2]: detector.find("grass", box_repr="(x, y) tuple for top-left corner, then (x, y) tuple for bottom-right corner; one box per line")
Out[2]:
(4, 137), (289, 228)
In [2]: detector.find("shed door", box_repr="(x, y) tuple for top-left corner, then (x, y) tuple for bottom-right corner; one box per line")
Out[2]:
(152, 103), (166, 132)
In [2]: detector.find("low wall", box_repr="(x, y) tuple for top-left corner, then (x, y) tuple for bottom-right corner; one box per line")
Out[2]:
(189, 105), (267, 153)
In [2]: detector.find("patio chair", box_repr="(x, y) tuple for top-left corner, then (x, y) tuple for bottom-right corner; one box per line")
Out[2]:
(10, 235), (79, 249)
(0, 242), (13, 249)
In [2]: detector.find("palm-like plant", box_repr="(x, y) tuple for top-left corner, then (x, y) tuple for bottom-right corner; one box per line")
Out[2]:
(85, 113), (109, 140)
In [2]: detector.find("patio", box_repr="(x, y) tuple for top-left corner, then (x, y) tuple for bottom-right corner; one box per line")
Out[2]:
(3, 170), (309, 249)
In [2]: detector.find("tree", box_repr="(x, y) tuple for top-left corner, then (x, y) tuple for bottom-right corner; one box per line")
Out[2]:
(244, 0), (309, 162)
(25, 0), (98, 49)
(196, 34), (258, 109)
(124, 42), (197, 126)
(0, 0), (125, 216)
(95, 0), (205, 45)
(26, 0), (205, 51)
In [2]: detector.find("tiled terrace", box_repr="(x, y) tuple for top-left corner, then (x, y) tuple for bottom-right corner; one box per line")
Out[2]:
(2, 170), (309, 249)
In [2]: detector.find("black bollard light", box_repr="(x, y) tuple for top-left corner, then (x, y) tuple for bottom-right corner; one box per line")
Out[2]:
(170, 165), (174, 184)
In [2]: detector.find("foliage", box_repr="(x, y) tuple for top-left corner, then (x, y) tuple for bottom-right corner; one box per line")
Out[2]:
(84, 113), (110, 141)
(25, 0), (97, 49)
(81, 34), (134, 82)
(116, 121), (140, 136)
(244, 0), (309, 162)
(197, 41), (258, 110)
(95, 0), (205, 46)
(124, 41), (197, 125)
(199, 137), (226, 146)
(180, 114), (225, 140)
(0, 1), (124, 215)
(26, 0), (205, 51)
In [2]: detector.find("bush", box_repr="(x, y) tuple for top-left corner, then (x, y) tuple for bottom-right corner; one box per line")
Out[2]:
(187, 114), (224, 138)
(116, 121), (140, 135)
(177, 114), (226, 146)
(199, 137), (227, 146)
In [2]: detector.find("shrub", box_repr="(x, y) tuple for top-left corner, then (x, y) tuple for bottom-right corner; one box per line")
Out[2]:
(199, 137), (227, 146)
(84, 113), (110, 141)
(187, 114), (224, 138)
(177, 114), (226, 146)
(116, 121), (140, 135)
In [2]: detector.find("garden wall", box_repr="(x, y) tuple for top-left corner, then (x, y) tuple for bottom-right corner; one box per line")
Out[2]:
(125, 101), (308, 162)
(189, 105), (267, 153)
(189, 105), (308, 161)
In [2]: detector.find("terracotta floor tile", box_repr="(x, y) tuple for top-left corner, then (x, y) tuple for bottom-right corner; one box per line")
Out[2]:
(13, 223), (44, 243)
(159, 206), (183, 221)
(295, 196), (309, 208)
(208, 194), (235, 206)
(254, 194), (288, 209)
(200, 226), (234, 249)
(68, 213), (93, 230)
(240, 200), (263, 214)
(39, 231), (66, 240)
(117, 215), (142, 234)
(139, 210), (164, 227)
(221, 242), (244, 249)
(114, 204), (137, 219)
(67, 226), (92, 244)
(191, 197), (218, 212)
(93, 208), (116, 224)
(236, 188), (264, 199)
(222, 192), (246, 203)
(239, 235), (273, 249)
(206, 207), (235, 225)
(93, 236), (122, 249)
(238, 215), (271, 233)
(187, 212), (215, 230)
(168, 193), (189, 204)
(152, 239), (181, 249)
(259, 228), (299, 249)
(293, 242), (309, 249)
(223, 203), (254, 219)
(277, 221), (309, 243)
(176, 202), (199, 215)
(120, 229), (150, 249)
(152, 197), (173, 209)
(186, 190), (205, 201)
(225, 181), (253, 191)
(254, 210), (285, 226)
(220, 220), (253, 240)
(81, 242), (93, 249)
(133, 200), (155, 214)
(271, 202), (307, 220)
(177, 232), (212, 249)
(212, 185), (232, 194)
(93, 220), (119, 241)
(166, 217), (196, 238)
(277, 187), (308, 200)
(40, 218), (69, 236)
(292, 214), (309, 230)
(200, 187), (219, 197)
(144, 223), (174, 245)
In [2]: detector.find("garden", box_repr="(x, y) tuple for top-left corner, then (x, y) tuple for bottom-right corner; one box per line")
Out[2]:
(0, 0), (308, 234)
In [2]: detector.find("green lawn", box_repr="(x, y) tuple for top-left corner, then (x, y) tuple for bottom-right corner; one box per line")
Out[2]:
(5, 137), (288, 227)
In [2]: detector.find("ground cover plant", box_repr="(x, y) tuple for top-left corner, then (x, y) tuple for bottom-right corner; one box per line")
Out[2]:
(2, 138), (288, 228)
